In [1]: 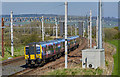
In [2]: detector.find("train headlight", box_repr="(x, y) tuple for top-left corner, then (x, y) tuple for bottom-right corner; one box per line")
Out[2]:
(37, 55), (40, 57)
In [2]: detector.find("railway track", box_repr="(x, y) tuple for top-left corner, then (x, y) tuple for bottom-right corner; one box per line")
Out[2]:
(2, 56), (24, 66)
(9, 37), (87, 76)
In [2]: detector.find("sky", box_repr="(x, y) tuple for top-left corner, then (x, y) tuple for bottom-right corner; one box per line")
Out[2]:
(1, 2), (118, 18)
(1, 0), (120, 2)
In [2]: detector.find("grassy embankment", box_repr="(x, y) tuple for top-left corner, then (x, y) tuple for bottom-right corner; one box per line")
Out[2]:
(107, 40), (119, 75)
(46, 66), (103, 75)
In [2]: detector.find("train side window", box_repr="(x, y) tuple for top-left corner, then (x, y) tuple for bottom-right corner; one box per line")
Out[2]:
(48, 45), (54, 54)
(55, 44), (58, 52)
(63, 42), (65, 48)
(45, 46), (47, 54)
(58, 43), (61, 52)
(61, 42), (63, 49)
(53, 44), (56, 51)
(42, 47), (47, 55)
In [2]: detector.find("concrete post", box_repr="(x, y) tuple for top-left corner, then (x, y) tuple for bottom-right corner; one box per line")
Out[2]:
(98, 0), (102, 49)
(42, 16), (44, 41)
(55, 17), (58, 38)
(65, 1), (68, 68)
(90, 10), (92, 48)
(11, 11), (14, 56)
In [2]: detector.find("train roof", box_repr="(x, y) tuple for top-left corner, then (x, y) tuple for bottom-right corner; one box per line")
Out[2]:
(26, 36), (79, 47)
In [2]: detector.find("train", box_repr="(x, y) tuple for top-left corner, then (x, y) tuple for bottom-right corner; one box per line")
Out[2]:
(24, 36), (80, 66)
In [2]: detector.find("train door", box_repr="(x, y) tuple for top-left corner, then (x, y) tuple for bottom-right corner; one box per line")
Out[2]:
(28, 43), (36, 60)
(60, 42), (63, 51)
(42, 46), (47, 59)
(53, 44), (56, 54)
(58, 43), (61, 52)
(55, 43), (58, 53)
(63, 42), (65, 51)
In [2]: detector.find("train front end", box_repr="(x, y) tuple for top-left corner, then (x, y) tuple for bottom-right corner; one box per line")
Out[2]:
(24, 43), (42, 65)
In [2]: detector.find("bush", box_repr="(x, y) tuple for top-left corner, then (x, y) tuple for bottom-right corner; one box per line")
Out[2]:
(104, 28), (118, 40)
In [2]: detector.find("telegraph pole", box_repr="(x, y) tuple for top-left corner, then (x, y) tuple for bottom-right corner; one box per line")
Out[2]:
(2, 18), (4, 57)
(90, 10), (92, 48)
(55, 17), (58, 38)
(11, 11), (14, 56)
(42, 16), (44, 41)
(65, 1), (68, 68)
(98, 0), (102, 49)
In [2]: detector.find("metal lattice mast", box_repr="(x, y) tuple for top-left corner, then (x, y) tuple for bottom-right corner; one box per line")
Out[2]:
(98, 0), (102, 49)
(65, 1), (68, 68)
(90, 10), (92, 48)
(42, 16), (44, 41)
(11, 11), (14, 56)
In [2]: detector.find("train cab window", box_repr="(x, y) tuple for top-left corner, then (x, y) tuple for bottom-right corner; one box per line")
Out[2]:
(29, 46), (35, 54)
(25, 47), (29, 55)
(36, 46), (40, 54)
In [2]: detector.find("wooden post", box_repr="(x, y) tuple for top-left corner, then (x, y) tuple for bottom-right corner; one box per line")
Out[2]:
(2, 18), (4, 57)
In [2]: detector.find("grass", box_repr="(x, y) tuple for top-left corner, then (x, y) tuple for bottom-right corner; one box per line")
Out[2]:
(107, 40), (119, 75)
(47, 68), (103, 75)
(0, 46), (24, 61)
(0, 36), (55, 61)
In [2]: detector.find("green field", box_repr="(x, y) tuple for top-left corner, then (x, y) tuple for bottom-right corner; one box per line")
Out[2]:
(107, 40), (119, 75)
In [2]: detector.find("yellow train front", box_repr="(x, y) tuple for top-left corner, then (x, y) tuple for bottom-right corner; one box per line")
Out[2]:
(24, 43), (43, 65)
(24, 36), (80, 66)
